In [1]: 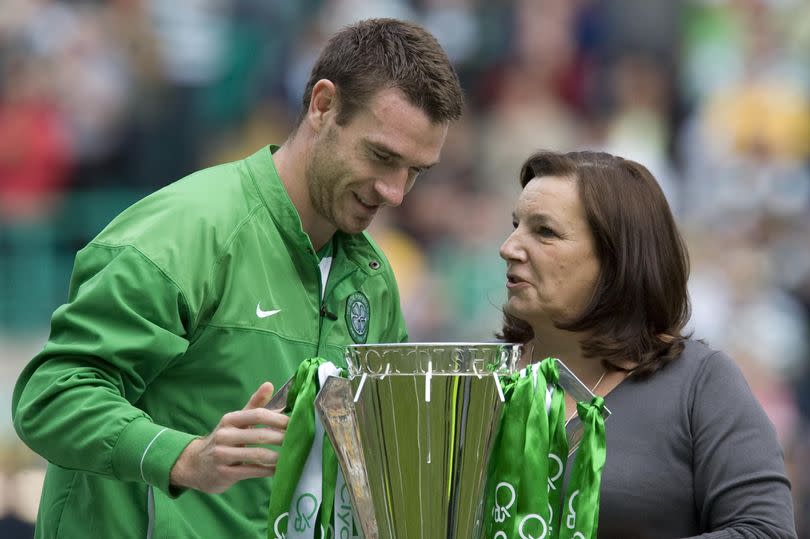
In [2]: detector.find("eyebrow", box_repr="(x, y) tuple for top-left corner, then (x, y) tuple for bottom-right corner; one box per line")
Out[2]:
(512, 212), (559, 228)
(365, 140), (439, 170)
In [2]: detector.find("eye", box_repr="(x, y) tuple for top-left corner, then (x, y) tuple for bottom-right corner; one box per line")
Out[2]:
(535, 226), (557, 238)
(372, 149), (392, 163)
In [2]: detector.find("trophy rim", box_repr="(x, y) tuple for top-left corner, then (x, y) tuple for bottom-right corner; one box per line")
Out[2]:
(346, 342), (522, 349)
(345, 342), (522, 378)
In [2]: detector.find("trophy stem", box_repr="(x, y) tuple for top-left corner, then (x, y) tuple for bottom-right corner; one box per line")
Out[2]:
(316, 376), (379, 539)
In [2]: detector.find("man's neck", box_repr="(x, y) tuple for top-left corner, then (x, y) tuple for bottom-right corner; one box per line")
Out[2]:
(273, 138), (335, 251)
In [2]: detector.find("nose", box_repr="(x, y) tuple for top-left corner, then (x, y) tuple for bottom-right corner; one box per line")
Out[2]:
(499, 230), (524, 262)
(374, 168), (410, 207)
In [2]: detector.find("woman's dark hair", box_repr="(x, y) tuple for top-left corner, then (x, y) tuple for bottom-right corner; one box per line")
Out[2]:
(499, 151), (691, 377)
(300, 18), (463, 126)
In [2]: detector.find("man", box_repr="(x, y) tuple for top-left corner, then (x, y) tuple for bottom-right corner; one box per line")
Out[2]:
(12, 18), (463, 537)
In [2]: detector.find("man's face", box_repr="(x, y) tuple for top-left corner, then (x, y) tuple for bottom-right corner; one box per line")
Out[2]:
(306, 87), (449, 234)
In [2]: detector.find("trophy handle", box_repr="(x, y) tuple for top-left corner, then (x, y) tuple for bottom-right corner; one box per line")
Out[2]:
(265, 377), (294, 411)
(554, 358), (611, 456)
(315, 376), (378, 539)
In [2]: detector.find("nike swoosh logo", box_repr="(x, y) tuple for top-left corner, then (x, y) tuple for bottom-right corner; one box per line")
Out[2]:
(256, 303), (281, 318)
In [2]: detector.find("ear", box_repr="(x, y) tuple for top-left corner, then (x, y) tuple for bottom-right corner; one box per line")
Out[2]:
(307, 79), (338, 133)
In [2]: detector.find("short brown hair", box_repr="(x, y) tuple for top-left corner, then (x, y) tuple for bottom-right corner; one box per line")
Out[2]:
(300, 18), (463, 125)
(499, 151), (691, 377)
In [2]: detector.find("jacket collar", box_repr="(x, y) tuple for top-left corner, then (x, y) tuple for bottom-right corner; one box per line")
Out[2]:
(245, 145), (384, 275)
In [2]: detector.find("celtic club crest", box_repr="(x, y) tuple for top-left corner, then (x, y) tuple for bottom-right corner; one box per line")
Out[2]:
(345, 291), (370, 344)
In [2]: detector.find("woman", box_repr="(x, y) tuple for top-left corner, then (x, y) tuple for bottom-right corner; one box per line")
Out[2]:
(499, 150), (797, 538)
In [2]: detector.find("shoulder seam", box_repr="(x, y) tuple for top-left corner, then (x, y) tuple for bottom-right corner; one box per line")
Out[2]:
(204, 203), (267, 309)
(88, 242), (196, 332)
(686, 349), (722, 437)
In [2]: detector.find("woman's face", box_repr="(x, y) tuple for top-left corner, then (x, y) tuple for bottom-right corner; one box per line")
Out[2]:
(499, 175), (601, 328)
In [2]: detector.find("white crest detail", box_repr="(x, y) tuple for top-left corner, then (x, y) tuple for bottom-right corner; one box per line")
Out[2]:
(548, 453), (563, 490)
(493, 482), (516, 522)
(566, 489), (580, 529)
(518, 514), (548, 539)
(273, 512), (288, 539)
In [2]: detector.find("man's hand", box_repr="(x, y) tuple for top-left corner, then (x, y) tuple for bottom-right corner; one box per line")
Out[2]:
(170, 382), (289, 494)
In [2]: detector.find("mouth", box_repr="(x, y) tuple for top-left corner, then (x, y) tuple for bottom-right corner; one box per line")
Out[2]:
(354, 192), (380, 211)
(506, 273), (529, 289)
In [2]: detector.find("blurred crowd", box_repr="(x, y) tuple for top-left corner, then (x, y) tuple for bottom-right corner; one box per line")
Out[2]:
(1, 0), (810, 536)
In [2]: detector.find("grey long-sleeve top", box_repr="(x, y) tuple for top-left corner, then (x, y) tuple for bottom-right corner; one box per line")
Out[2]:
(567, 339), (797, 538)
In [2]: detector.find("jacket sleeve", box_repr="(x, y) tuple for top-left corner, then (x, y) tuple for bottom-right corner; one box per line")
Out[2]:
(686, 352), (797, 538)
(12, 244), (199, 496)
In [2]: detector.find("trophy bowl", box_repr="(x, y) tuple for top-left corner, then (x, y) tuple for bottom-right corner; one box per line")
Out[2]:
(315, 343), (521, 539)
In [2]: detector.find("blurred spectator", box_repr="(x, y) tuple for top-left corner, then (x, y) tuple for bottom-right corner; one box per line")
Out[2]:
(602, 53), (680, 212)
(53, 5), (131, 188)
(0, 54), (70, 222)
(138, 0), (233, 183)
(478, 0), (587, 191)
(0, 444), (43, 539)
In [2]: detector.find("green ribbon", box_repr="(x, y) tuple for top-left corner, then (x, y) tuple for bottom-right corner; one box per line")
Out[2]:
(267, 357), (344, 539)
(541, 359), (569, 536)
(267, 358), (320, 537)
(515, 364), (552, 539)
(558, 397), (606, 539)
(319, 435), (338, 536)
(484, 358), (606, 539)
(484, 373), (524, 537)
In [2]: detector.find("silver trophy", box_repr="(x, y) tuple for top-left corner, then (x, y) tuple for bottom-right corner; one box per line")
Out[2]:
(265, 343), (610, 538)
(315, 343), (520, 539)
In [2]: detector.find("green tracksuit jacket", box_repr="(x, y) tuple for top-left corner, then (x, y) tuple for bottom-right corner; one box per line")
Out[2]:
(12, 145), (408, 538)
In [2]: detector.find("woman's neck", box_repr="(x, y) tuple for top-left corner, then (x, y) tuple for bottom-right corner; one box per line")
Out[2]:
(525, 328), (602, 382)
